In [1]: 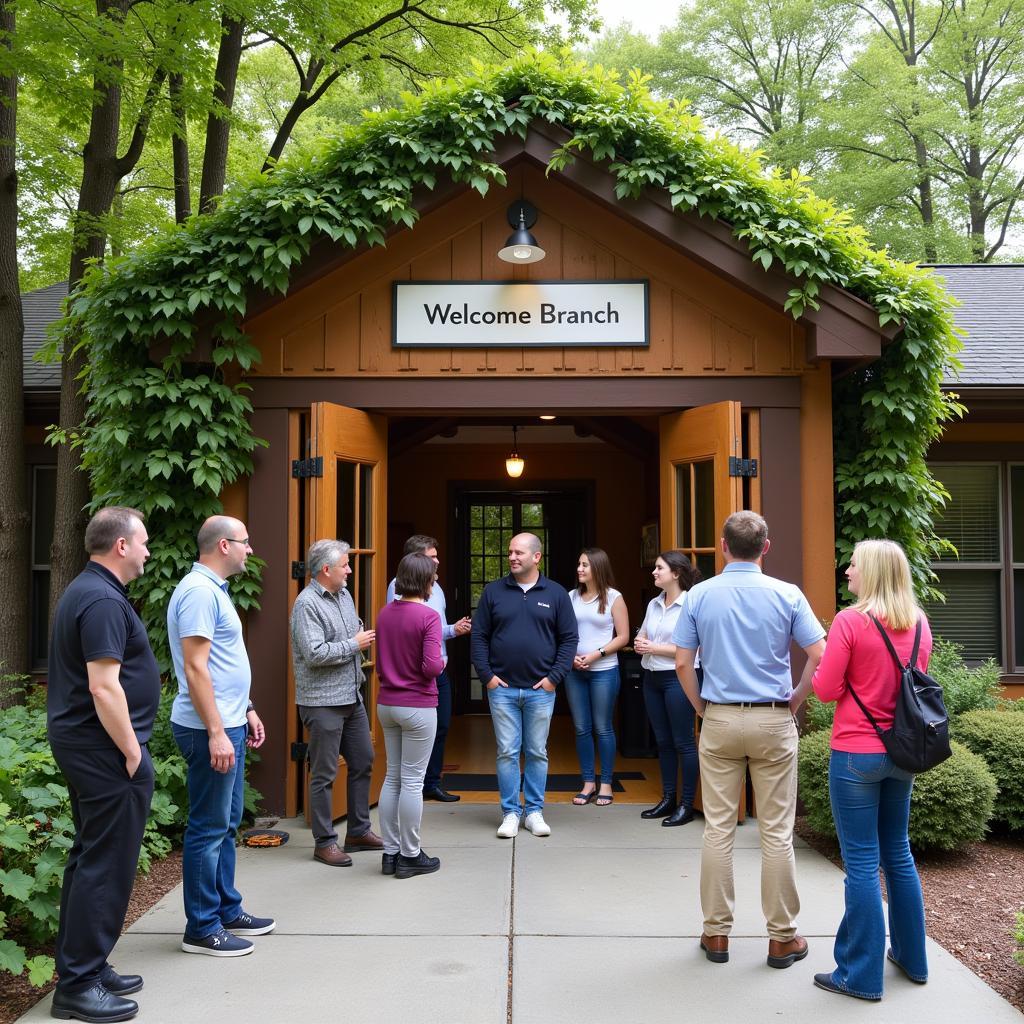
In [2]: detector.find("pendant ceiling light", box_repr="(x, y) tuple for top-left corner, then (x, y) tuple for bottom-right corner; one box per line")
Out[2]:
(505, 424), (525, 478)
(498, 200), (546, 264)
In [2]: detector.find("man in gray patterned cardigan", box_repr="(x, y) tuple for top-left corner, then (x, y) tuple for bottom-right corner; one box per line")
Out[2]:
(290, 539), (383, 866)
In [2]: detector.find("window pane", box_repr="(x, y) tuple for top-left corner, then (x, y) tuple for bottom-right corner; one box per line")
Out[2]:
(694, 460), (716, 548)
(676, 465), (692, 548)
(336, 460), (356, 545)
(926, 569), (1001, 663)
(1012, 467), (1024, 563)
(1015, 568), (1024, 671)
(30, 570), (50, 667)
(32, 466), (57, 567)
(696, 552), (716, 582)
(931, 465), (1000, 562)
(358, 465), (373, 548)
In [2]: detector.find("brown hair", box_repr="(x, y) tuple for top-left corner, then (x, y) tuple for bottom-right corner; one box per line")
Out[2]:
(577, 547), (616, 614)
(722, 511), (768, 561)
(395, 552), (436, 599)
(84, 506), (144, 555)
(403, 534), (438, 555)
(658, 550), (701, 591)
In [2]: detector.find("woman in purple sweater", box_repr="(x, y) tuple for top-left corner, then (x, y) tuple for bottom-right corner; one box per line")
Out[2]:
(376, 553), (445, 879)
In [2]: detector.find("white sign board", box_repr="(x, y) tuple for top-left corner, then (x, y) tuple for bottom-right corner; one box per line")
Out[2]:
(393, 281), (649, 347)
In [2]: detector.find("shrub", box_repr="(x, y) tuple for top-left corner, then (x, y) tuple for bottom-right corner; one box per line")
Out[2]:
(797, 736), (995, 851)
(0, 682), (262, 986)
(1015, 910), (1024, 968)
(802, 693), (835, 734)
(954, 710), (1024, 831)
(928, 637), (1001, 718)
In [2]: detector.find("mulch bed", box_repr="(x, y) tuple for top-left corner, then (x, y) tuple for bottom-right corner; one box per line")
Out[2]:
(795, 819), (1024, 1012)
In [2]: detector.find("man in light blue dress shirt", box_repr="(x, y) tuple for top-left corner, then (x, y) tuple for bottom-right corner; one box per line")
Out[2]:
(673, 511), (825, 971)
(386, 534), (471, 801)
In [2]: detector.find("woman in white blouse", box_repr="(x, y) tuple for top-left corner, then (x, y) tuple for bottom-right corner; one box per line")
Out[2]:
(634, 550), (701, 826)
(565, 548), (630, 806)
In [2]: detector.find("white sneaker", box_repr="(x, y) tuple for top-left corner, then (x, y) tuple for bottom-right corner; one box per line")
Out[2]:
(497, 813), (521, 839)
(523, 811), (551, 837)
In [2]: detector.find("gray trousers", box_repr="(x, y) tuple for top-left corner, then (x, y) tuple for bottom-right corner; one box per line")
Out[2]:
(377, 705), (437, 857)
(298, 702), (374, 847)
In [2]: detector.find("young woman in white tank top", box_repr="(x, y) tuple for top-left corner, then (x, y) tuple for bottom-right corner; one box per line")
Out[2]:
(565, 548), (630, 806)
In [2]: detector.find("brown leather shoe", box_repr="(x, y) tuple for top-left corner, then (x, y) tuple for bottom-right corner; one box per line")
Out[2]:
(343, 829), (384, 852)
(700, 933), (729, 963)
(313, 843), (352, 867)
(767, 934), (808, 969)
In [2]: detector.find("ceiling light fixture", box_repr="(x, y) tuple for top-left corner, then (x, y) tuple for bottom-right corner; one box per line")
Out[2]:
(498, 200), (546, 264)
(505, 425), (525, 478)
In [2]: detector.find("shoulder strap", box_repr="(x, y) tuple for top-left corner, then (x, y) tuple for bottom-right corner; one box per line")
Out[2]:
(910, 618), (922, 667)
(846, 680), (886, 739)
(869, 614), (906, 670)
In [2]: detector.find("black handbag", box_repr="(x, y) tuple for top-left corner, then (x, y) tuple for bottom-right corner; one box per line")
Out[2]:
(846, 616), (952, 774)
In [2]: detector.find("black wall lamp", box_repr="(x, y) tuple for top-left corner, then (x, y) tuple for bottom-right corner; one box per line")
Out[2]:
(498, 200), (546, 264)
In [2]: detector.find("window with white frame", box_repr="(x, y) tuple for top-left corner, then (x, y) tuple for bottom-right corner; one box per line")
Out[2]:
(926, 462), (1024, 671)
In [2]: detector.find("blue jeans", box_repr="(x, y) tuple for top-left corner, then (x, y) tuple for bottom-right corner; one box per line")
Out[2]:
(487, 686), (556, 816)
(564, 668), (620, 785)
(173, 724), (246, 938)
(642, 669), (698, 805)
(828, 750), (928, 998)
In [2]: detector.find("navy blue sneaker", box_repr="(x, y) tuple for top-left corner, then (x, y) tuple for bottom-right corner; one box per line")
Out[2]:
(221, 911), (275, 936)
(181, 928), (253, 957)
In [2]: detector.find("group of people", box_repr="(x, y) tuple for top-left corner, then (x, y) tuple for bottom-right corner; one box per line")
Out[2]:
(46, 505), (932, 1022)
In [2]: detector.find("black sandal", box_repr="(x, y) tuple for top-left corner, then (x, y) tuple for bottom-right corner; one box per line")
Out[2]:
(595, 793), (614, 806)
(572, 790), (596, 805)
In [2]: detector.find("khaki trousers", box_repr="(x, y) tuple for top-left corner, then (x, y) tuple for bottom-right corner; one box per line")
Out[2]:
(698, 703), (800, 941)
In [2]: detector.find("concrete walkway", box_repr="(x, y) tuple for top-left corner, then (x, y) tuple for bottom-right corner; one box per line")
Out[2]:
(20, 803), (1022, 1023)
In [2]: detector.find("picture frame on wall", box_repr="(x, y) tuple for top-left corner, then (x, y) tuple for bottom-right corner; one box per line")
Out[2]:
(641, 522), (659, 566)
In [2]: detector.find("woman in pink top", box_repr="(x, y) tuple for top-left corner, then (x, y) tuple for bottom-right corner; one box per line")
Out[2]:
(810, 539), (931, 1001)
(375, 553), (445, 879)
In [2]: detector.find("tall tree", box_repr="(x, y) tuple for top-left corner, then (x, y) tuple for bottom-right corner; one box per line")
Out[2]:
(0, 0), (29, 680)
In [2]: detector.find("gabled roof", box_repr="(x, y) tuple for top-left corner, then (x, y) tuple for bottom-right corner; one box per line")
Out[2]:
(930, 265), (1024, 388)
(22, 281), (65, 392)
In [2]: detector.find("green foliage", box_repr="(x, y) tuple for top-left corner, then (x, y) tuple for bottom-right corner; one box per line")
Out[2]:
(928, 637), (1002, 718)
(798, 734), (996, 851)
(802, 692), (835, 734)
(953, 711), (1024, 832)
(62, 53), (961, 645)
(0, 684), (261, 986)
(1015, 909), (1024, 968)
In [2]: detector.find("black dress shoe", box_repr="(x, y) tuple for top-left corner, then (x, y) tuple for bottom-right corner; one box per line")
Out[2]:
(99, 967), (143, 996)
(662, 805), (696, 827)
(382, 852), (397, 875)
(641, 795), (677, 819)
(423, 787), (460, 802)
(51, 982), (138, 1022)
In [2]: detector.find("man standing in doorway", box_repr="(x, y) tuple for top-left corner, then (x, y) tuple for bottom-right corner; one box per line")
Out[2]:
(471, 533), (577, 839)
(47, 507), (160, 1023)
(386, 534), (471, 802)
(673, 511), (825, 969)
(168, 516), (274, 957)
(290, 539), (382, 866)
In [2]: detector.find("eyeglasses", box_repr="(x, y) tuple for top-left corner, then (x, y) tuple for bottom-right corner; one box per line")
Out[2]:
(225, 537), (250, 546)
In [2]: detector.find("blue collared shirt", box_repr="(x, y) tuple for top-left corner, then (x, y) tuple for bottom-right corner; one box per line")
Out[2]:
(672, 562), (824, 703)
(386, 577), (455, 666)
(168, 562), (251, 729)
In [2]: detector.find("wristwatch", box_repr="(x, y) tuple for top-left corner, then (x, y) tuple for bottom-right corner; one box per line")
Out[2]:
(598, 647), (606, 658)
(246, 700), (255, 714)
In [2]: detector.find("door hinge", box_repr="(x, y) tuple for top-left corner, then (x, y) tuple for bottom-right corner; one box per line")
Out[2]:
(729, 457), (758, 478)
(291, 456), (323, 479)
(290, 741), (309, 763)
(291, 561), (306, 580)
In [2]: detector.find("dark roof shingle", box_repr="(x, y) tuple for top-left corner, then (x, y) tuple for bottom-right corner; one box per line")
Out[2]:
(22, 281), (66, 392)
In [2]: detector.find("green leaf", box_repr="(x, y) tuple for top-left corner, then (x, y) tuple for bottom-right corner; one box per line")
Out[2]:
(0, 939), (26, 977)
(26, 955), (56, 987)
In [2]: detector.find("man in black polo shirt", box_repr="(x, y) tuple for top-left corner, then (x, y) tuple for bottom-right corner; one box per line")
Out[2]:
(47, 506), (161, 1023)
(471, 533), (577, 840)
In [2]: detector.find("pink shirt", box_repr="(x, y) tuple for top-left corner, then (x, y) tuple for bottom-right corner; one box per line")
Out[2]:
(376, 600), (444, 708)
(812, 608), (933, 753)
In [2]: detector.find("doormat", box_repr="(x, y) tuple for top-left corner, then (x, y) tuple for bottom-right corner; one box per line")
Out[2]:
(440, 772), (645, 793)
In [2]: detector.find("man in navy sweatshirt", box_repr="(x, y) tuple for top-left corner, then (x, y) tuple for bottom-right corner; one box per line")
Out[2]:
(471, 533), (578, 839)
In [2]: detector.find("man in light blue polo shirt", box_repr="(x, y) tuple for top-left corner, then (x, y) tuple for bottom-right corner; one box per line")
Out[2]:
(673, 511), (825, 971)
(168, 516), (274, 958)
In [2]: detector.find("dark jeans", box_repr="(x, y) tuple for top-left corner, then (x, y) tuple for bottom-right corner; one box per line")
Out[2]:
(172, 724), (246, 938)
(298, 701), (374, 846)
(642, 668), (699, 806)
(51, 743), (154, 992)
(564, 667), (620, 785)
(423, 668), (452, 792)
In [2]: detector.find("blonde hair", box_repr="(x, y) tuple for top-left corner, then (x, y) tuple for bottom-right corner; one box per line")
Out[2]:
(849, 539), (919, 631)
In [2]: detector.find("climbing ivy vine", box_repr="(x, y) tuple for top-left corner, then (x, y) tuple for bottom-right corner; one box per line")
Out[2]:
(63, 51), (961, 653)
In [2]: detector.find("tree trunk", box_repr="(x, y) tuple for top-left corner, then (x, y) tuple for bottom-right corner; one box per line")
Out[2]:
(0, 0), (31, 685)
(49, 0), (131, 623)
(198, 11), (244, 213)
(170, 72), (191, 222)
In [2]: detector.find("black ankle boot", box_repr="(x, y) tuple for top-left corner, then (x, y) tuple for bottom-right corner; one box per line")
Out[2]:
(662, 804), (696, 827)
(641, 794), (677, 819)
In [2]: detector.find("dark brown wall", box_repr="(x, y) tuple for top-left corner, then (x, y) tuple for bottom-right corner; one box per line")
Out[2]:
(759, 408), (804, 588)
